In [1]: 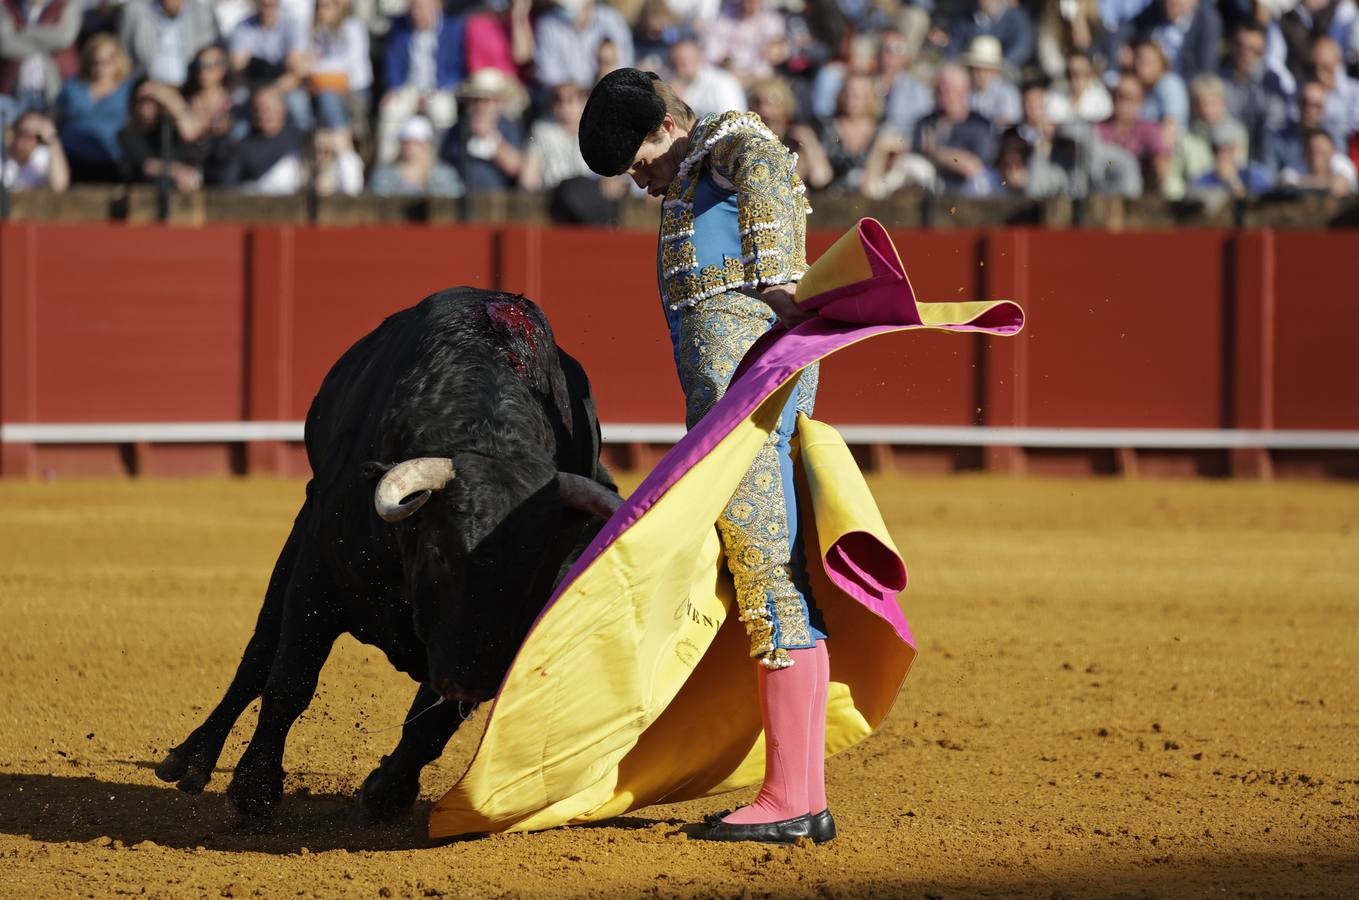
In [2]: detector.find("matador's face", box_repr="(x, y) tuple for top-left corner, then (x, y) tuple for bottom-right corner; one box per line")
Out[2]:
(626, 114), (687, 198)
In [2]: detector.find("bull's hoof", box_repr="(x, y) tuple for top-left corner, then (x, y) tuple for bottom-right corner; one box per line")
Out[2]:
(359, 757), (420, 821)
(226, 767), (283, 818)
(155, 746), (214, 795)
(154, 748), (190, 783)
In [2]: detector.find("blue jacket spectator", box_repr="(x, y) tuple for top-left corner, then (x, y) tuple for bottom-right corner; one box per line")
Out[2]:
(383, 1), (464, 93)
(963, 36), (1021, 125)
(373, 0), (465, 165)
(1133, 0), (1223, 80)
(55, 34), (132, 182)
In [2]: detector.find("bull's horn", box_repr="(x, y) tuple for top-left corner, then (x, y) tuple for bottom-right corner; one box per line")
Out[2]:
(557, 473), (623, 520)
(374, 458), (456, 523)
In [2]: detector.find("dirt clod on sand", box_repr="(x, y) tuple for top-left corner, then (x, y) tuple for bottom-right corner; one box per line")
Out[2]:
(0, 475), (1356, 898)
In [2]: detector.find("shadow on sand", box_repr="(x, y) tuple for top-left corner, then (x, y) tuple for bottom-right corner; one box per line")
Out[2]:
(0, 771), (434, 854)
(4, 770), (1359, 897)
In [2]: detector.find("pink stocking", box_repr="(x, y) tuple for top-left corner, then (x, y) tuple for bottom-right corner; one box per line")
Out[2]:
(722, 645), (821, 825)
(808, 640), (829, 812)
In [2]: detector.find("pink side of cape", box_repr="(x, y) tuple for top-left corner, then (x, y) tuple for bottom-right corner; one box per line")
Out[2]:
(539, 316), (1015, 654)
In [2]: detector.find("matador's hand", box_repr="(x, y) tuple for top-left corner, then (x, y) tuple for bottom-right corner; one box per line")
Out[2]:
(761, 283), (814, 329)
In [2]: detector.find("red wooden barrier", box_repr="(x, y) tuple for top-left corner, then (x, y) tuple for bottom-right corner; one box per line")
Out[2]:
(1, 223), (247, 476)
(2, 222), (1357, 479)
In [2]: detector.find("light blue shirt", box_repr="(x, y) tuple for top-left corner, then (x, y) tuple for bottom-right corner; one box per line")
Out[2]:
(1141, 72), (1189, 126)
(534, 5), (633, 88)
(149, 2), (187, 86)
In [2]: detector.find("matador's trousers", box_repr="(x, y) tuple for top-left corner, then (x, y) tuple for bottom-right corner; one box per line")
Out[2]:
(673, 290), (826, 669)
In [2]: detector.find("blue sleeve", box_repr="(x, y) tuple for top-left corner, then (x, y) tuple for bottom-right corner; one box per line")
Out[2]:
(1161, 74), (1189, 126)
(437, 16), (466, 89)
(384, 22), (409, 91)
(1189, 4), (1222, 80)
(534, 16), (569, 87)
(810, 64), (844, 121)
(1001, 7), (1035, 69)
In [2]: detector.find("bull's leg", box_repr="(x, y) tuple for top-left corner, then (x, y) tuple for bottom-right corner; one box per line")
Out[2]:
(155, 515), (303, 794)
(359, 684), (466, 820)
(225, 553), (340, 817)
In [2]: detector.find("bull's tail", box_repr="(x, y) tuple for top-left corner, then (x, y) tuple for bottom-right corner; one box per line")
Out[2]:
(154, 487), (311, 794)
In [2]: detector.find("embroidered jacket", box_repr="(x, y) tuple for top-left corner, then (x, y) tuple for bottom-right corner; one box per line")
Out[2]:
(658, 111), (812, 312)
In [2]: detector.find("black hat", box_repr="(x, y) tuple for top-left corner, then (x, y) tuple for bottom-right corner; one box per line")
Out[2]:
(579, 68), (667, 177)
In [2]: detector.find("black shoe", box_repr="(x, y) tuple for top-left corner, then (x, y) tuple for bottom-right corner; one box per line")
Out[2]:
(809, 808), (836, 844)
(695, 812), (814, 844)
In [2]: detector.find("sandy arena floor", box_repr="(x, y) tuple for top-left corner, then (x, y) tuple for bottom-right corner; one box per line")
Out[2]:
(0, 473), (1356, 898)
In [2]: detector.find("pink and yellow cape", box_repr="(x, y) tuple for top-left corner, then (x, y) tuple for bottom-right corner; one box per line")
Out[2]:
(427, 219), (1025, 838)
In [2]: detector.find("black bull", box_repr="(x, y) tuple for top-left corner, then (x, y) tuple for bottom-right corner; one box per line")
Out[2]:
(156, 288), (622, 819)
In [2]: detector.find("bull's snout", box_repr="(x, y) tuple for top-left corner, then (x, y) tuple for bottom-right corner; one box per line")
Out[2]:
(433, 676), (494, 704)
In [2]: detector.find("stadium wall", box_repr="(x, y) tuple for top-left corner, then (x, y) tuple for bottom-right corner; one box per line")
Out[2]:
(2, 222), (1357, 479)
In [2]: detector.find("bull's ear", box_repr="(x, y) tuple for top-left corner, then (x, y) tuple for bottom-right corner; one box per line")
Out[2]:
(361, 461), (392, 480)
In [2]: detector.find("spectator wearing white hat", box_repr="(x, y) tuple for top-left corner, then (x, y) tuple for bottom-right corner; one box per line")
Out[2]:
(964, 35), (1021, 126)
(439, 67), (526, 191)
(369, 114), (464, 196)
(939, 0), (1035, 73)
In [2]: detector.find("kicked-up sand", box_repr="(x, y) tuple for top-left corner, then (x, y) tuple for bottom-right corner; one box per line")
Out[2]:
(0, 474), (1355, 898)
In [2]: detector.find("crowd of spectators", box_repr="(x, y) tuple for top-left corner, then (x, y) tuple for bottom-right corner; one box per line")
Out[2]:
(1, 0), (1356, 212)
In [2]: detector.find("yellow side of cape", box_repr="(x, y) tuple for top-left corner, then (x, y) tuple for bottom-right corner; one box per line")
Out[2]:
(428, 395), (916, 838)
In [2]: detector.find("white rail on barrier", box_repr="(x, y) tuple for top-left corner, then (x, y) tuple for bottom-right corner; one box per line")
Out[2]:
(4, 422), (1359, 450)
